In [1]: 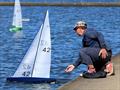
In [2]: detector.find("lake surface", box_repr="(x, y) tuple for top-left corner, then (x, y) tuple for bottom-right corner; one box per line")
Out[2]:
(0, 0), (120, 90)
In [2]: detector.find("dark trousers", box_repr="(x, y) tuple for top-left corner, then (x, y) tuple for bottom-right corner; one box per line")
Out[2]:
(73, 47), (112, 71)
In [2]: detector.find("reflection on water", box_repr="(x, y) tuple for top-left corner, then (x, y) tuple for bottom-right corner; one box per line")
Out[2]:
(12, 31), (25, 39)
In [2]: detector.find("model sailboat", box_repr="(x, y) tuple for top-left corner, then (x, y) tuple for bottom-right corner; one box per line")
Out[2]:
(9, 0), (22, 32)
(7, 10), (56, 83)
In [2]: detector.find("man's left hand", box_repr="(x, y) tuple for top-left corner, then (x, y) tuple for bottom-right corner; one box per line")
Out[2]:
(99, 48), (108, 59)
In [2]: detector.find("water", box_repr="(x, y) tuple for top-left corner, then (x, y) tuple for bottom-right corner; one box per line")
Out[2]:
(0, 1), (120, 90)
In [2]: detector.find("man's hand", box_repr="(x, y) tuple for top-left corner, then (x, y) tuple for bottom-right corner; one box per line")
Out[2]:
(99, 48), (108, 59)
(88, 65), (96, 73)
(65, 64), (75, 73)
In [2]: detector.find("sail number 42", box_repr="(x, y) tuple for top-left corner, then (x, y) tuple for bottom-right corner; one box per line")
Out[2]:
(43, 47), (50, 52)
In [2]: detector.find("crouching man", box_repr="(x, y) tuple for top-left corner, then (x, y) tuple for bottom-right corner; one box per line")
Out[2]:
(65, 21), (114, 76)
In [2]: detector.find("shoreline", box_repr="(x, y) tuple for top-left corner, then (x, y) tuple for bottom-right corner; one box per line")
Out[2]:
(0, 2), (120, 7)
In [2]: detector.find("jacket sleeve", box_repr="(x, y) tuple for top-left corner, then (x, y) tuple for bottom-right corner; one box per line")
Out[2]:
(73, 57), (81, 68)
(96, 32), (106, 49)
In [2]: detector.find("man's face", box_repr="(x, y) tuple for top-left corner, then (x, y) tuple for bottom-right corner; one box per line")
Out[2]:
(75, 27), (85, 36)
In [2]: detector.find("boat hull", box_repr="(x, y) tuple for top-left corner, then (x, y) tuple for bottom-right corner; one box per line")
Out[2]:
(7, 77), (56, 83)
(9, 26), (22, 32)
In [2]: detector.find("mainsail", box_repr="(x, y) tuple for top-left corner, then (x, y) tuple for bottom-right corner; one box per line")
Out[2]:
(13, 25), (43, 77)
(32, 11), (51, 78)
(7, 10), (56, 83)
(10, 0), (22, 32)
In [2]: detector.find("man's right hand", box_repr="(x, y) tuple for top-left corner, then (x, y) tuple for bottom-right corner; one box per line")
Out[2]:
(65, 64), (75, 72)
(99, 48), (108, 59)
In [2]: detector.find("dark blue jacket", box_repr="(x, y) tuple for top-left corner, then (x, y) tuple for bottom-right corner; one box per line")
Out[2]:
(72, 28), (111, 68)
(82, 28), (110, 50)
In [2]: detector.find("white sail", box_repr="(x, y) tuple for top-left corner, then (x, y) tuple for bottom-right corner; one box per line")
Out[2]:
(32, 10), (51, 78)
(12, 0), (22, 28)
(13, 24), (43, 77)
(13, 10), (51, 78)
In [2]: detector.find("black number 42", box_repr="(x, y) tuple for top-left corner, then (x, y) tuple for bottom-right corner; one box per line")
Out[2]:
(43, 47), (50, 52)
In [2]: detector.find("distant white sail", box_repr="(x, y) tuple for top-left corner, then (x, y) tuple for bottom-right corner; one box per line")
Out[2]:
(10, 0), (22, 32)
(13, 10), (51, 78)
(13, 0), (22, 27)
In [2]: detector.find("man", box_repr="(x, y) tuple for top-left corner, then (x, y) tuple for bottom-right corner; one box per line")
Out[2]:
(65, 21), (113, 76)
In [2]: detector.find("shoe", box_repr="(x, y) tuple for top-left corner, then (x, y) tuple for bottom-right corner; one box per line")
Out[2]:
(83, 70), (107, 78)
(104, 62), (114, 76)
